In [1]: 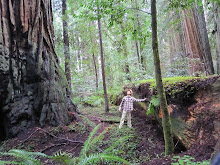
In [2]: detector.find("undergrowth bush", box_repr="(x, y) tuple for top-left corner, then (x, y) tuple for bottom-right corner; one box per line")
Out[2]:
(97, 126), (141, 164)
(171, 155), (210, 165)
(0, 124), (130, 165)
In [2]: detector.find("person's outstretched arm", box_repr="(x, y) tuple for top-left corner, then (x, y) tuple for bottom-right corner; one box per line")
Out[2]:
(132, 97), (147, 102)
(119, 97), (125, 111)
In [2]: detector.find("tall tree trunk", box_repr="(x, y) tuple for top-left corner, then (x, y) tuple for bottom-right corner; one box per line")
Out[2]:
(135, 0), (145, 70)
(0, 0), (75, 139)
(182, 7), (214, 76)
(168, 11), (186, 75)
(62, 0), (71, 92)
(92, 53), (98, 91)
(97, 8), (109, 112)
(120, 24), (131, 81)
(213, 3), (220, 74)
(76, 36), (81, 72)
(182, 10), (205, 75)
(151, 0), (174, 155)
(130, 0), (140, 65)
(193, 3), (214, 75)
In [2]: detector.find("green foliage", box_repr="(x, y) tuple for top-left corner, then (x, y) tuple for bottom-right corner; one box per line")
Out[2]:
(171, 155), (210, 165)
(68, 122), (88, 134)
(78, 124), (130, 165)
(147, 95), (160, 115)
(0, 149), (47, 165)
(100, 126), (141, 164)
(0, 125), (130, 165)
(50, 151), (73, 164)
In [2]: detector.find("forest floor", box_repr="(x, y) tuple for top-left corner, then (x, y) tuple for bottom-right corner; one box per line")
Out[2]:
(0, 106), (213, 164)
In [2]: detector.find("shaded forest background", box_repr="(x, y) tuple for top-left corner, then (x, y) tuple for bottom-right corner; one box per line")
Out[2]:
(52, 0), (220, 108)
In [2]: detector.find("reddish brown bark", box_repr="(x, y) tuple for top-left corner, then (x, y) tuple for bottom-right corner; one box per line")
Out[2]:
(182, 10), (205, 75)
(0, 0), (75, 139)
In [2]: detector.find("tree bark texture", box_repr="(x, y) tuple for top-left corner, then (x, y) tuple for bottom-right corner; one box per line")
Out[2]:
(182, 7), (214, 76)
(151, 0), (174, 155)
(213, 3), (220, 74)
(182, 10), (205, 75)
(97, 8), (109, 112)
(193, 3), (214, 75)
(0, 0), (75, 139)
(62, 0), (72, 92)
(168, 11), (186, 75)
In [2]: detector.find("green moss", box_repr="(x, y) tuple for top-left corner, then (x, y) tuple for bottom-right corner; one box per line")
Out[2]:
(135, 76), (207, 89)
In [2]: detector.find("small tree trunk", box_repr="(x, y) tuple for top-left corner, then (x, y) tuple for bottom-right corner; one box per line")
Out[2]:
(151, 0), (174, 155)
(92, 53), (98, 91)
(97, 7), (109, 112)
(62, 0), (72, 92)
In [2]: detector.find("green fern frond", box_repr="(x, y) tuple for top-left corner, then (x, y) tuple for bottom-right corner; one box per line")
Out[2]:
(79, 124), (101, 158)
(0, 160), (20, 165)
(50, 151), (72, 164)
(78, 153), (131, 165)
(0, 149), (47, 165)
(104, 135), (131, 153)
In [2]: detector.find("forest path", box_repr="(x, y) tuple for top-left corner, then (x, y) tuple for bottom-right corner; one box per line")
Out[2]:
(0, 105), (214, 164)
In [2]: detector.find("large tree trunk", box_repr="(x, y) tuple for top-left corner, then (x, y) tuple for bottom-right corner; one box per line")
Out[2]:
(151, 0), (174, 155)
(62, 0), (72, 92)
(182, 10), (205, 75)
(168, 11), (186, 75)
(213, 3), (220, 74)
(193, 3), (214, 75)
(0, 0), (75, 139)
(182, 7), (214, 76)
(97, 7), (109, 113)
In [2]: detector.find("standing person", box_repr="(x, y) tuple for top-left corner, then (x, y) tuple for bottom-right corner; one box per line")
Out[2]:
(118, 89), (146, 129)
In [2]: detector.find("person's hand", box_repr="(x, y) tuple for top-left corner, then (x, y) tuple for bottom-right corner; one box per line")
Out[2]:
(118, 107), (121, 112)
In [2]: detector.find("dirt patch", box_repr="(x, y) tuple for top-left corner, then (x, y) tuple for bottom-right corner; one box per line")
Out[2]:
(0, 104), (216, 164)
(132, 108), (215, 164)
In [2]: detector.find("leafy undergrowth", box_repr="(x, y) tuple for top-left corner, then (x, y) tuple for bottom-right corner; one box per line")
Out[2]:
(0, 105), (214, 164)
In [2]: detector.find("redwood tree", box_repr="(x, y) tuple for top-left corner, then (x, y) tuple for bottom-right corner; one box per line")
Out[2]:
(151, 0), (174, 155)
(0, 0), (75, 139)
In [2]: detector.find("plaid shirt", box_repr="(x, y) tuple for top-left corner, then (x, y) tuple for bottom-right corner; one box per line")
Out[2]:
(119, 96), (146, 111)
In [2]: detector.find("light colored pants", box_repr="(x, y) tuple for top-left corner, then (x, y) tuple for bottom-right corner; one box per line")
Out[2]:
(119, 110), (132, 129)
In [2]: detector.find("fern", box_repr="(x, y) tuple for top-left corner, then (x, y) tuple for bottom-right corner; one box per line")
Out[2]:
(79, 123), (101, 158)
(0, 125), (130, 165)
(147, 95), (160, 115)
(0, 160), (20, 165)
(104, 135), (131, 153)
(0, 149), (47, 165)
(50, 151), (73, 164)
(78, 153), (131, 165)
